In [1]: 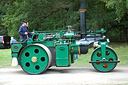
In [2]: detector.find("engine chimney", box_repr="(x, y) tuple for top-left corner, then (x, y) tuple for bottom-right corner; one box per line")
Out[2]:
(80, 9), (87, 38)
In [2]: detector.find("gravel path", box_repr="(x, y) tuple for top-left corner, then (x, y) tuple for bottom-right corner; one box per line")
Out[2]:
(0, 66), (128, 85)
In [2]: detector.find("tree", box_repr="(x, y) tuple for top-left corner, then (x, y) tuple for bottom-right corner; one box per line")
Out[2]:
(0, 0), (8, 35)
(2, 0), (71, 40)
(100, 0), (128, 41)
(100, 0), (128, 21)
(1, 0), (127, 41)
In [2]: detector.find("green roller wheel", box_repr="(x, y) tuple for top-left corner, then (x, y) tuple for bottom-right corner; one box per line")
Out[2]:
(19, 44), (52, 74)
(91, 46), (118, 72)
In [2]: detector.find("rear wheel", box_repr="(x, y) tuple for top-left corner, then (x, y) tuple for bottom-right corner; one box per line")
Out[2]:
(91, 47), (118, 72)
(19, 44), (52, 74)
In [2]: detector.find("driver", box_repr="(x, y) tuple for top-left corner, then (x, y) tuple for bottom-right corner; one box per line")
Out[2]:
(18, 20), (34, 42)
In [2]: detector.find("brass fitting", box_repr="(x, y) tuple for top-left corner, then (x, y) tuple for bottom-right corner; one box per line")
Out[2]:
(78, 46), (81, 55)
(31, 57), (37, 63)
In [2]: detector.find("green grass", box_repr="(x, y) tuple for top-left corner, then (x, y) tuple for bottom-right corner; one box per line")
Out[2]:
(0, 49), (12, 67)
(0, 42), (128, 67)
(109, 42), (128, 66)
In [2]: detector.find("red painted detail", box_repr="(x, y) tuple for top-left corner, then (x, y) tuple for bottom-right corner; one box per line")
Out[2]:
(103, 64), (108, 68)
(96, 60), (100, 65)
(109, 58), (113, 61)
(106, 51), (110, 56)
(97, 52), (101, 57)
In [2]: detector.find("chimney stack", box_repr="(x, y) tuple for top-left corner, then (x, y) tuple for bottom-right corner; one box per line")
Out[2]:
(80, 9), (87, 38)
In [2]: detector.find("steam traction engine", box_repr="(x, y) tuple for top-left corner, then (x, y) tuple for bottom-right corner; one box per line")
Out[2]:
(11, 29), (120, 74)
(11, 3), (120, 75)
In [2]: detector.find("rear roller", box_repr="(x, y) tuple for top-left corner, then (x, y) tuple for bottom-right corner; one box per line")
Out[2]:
(19, 44), (52, 74)
(91, 46), (119, 72)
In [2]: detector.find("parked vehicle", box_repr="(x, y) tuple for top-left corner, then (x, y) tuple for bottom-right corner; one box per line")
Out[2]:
(0, 35), (11, 49)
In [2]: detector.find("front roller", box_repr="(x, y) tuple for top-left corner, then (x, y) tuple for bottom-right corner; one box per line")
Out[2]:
(90, 45), (120, 72)
(19, 44), (52, 74)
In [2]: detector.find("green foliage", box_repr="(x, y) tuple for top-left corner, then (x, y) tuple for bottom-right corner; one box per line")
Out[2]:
(100, 0), (128, 21)
(86, 0), (117, 30)
(2, 0), (73, 40)
(0, 0), (8, 35)
(100, 0), (128, 41)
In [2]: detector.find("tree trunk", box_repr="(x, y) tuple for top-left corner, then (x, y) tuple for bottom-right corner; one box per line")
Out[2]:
(119, 29), (121, 41)
(124, 27), (128, 42)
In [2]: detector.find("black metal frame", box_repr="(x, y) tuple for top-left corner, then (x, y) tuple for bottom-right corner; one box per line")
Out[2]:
(89, 60), (120, 63)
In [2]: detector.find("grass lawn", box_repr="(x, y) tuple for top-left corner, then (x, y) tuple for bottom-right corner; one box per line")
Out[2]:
(0, 42), (128, 67)
(0, 49), (12, 67)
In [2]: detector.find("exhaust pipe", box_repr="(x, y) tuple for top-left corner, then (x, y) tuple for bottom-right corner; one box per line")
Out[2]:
(80, 9), (87, 38)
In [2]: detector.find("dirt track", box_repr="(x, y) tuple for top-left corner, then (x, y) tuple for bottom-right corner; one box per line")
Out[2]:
(0, 66), (128, 85)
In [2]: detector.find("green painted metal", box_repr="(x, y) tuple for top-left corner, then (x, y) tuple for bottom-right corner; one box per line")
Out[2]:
(96, 30), (106, 34)
(19, 45), (49, 74)
(42, 41), (55, 47)
(11, 53), (18, 57)
(69, 54), (71, 65)
(70, 41), (79, 54)
(56, 44), (69, 66)
(34, 30), (67, 33)
(70, 46), (79, 54)
(71, 54), (74, 63)
(31, 33), (39, 42)
(27, 41), (32, 45)
(11, 44), (22, 52)
(27, 40), (55, 47)
(91, 46), (117, 72)
(38, 33), (46, 41)
(99, 42), (108, 59)
(59, 30), (64, 37)
(87, 29), (106, 34)
(90, 33), (96, 35)
(64, 31), (75, 39)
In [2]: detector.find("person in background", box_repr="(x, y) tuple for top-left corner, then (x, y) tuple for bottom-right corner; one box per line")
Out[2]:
(10, 37), (18, 66)
(74, 54), (78, 61)
(10, 37), (17, 45)
(18, 20), (34, 42)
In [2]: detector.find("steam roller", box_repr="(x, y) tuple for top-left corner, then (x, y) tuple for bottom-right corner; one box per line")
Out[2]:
(10, 0), (120, 74)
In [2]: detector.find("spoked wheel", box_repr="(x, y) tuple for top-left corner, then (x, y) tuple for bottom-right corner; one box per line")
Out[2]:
(19, 44), (52, 74)
(91, 46), (118, 72)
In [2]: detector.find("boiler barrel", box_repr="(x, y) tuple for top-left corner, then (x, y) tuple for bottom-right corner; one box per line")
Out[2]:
(70, 45), (88, 54)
